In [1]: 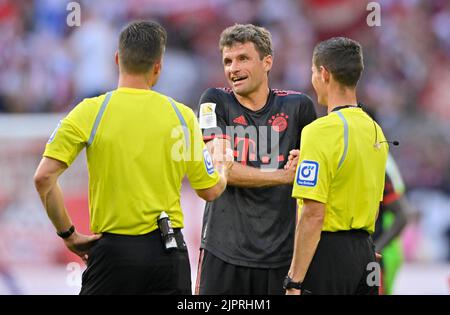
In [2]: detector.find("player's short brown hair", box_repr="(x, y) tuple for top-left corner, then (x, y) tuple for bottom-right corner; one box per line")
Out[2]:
(219, 24), (273, 59)
(118, 21), (167, 74)
(313, 37), (364, 87)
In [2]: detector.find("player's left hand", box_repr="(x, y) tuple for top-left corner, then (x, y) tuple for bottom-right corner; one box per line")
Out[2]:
(285, 289), (301, 295)
(375, 252), (382, 262)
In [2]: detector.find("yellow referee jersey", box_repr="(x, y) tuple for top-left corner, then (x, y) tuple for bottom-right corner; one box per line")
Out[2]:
(44, 87), (219, 235)
(292, 107), (388, 233)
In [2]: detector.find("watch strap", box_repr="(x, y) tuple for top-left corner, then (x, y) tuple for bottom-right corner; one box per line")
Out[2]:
(283, 275), (303, 290)
(57, 225), (75, 239)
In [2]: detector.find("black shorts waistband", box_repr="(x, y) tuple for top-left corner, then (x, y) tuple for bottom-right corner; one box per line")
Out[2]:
(321, 229), (369, 238)
(101, 228), (182, 239)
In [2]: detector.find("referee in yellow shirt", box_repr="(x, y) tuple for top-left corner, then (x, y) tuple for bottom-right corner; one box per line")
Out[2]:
(284, 37), (388, 295)
(34, 21), (232, 295)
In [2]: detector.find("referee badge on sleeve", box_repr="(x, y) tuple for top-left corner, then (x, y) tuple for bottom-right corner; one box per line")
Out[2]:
(203, 149), (215, 175)
(297, 160), (319, 187)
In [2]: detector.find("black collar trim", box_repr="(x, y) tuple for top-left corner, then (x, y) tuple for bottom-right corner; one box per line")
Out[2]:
(331, 103), (362, 112)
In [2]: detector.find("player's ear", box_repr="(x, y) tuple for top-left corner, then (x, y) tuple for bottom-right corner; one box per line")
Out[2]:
(263, 55), (273, 72)
(320, 66), (330, 83)
(115, 51), (119, 66)
(153, 58), (162, 76)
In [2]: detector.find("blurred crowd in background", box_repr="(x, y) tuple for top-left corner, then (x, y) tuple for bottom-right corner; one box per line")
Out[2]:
(0, 0), (449, 293)
(1, 0), (450, 189)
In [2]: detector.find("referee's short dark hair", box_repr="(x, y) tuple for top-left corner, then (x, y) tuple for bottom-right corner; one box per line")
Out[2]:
(118, 20), (167, 74)
(313, 37), (364, 88)
(219, 24), (273, 60)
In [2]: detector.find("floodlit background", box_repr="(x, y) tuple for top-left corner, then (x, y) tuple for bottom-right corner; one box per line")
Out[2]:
(0, 0), (449, 294)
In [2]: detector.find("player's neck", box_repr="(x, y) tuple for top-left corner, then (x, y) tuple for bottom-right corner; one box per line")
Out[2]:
(326, 87), (357, 114)
(234, 85), (270, 111)
(118, 73), (154, 90)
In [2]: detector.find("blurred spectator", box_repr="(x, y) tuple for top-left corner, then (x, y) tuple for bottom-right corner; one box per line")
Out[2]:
(69, 10), (116, 102)
(0, 0), (449, 267)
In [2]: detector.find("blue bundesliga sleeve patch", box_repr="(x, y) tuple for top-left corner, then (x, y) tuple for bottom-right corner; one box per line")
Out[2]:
(296, 160), (319, 187)
(47, 120), (62, 144)
(203, 149), (215, 175)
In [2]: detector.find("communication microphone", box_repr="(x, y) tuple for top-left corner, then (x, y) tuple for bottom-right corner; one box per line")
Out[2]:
(359, 104), (399, 149)
(372, 119), (399, 149)
(374, 140), (399, 149)
(380, 140), (399, 146)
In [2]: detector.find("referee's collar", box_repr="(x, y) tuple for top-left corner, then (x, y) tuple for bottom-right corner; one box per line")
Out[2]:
(117, 87), (152, 94)
(331, 103), (363, 112)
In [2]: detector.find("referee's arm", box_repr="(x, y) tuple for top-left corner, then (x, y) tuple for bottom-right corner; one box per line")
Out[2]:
(34, 157), (102, 262)
(286, 199), (325, 295)
(195, 165), (230, 202)
(196, 139), (233, 201)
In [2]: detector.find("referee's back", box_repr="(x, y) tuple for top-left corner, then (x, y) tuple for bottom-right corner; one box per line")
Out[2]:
(295, 106), (388, 234)
(35, 21), (230, 295)
(45, 88), (215, 235)
(286, 37), (389, 295)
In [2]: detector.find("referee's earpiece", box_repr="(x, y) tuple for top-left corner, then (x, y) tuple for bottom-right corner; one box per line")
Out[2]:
(372, 118), (399, 149)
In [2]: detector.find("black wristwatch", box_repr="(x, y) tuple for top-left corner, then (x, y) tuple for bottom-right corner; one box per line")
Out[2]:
(283, 275), (302, 290)
(57, 225), (75, 239)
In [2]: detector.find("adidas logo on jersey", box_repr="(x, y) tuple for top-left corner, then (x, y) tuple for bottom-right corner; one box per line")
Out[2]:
(233, 115), (248, 125)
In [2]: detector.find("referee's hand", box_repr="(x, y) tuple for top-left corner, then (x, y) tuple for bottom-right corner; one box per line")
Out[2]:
(63, 231), (102, 264)
(211, 138), (234, 174)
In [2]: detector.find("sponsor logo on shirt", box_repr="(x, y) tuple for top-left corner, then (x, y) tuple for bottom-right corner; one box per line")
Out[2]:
(203, 148), (215, 175)
(297, 160), (319, 187)
(232, 115), (248, 126)
(47, 120), (62, 144)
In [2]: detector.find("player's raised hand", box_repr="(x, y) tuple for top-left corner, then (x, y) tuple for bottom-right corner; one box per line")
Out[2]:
(282, 149), (300, 184)
(284, 149), (300, 170)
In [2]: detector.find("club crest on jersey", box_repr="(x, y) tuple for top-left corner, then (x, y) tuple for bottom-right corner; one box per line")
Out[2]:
(268, 113), (288, 132)
(297, 160), (319, 187)
(203, 149), (215, 175)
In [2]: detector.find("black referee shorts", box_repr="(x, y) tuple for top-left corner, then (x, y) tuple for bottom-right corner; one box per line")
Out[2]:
(301, 229), (379, 295)
(195, 249), (289, 295)
(80, 229), (191, 295)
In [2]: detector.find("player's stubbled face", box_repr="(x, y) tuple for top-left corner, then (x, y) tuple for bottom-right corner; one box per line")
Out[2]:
(222, 42), (269, 96)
